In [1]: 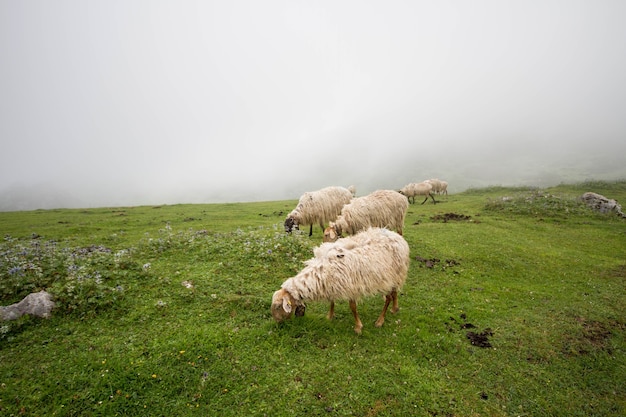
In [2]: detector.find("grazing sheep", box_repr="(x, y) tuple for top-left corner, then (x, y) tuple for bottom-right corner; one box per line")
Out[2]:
(271, 227), (410, 334)
(399, 182), (436, 204)
(425, 178), (448, 196)
(347, 185), (357, 197)
(439, 180), (448, 196)
(323, 189), (408, 242)
(284, 186), (353, 236)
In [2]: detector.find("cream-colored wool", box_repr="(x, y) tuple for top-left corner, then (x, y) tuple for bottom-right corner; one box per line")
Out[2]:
(399, 181), (436, 204)
(324, 189), (408, 242)
(439, 180), (448, 196)
(284, 186), (353, 236)
(272, 228), (410, 333)
(425, 178), (448, 196)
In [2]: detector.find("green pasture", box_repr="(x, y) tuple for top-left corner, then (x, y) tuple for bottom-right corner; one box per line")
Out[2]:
(1, 180), (625, 416)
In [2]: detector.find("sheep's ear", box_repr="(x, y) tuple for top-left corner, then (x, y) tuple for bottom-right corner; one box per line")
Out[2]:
(282, 297), (292, 313)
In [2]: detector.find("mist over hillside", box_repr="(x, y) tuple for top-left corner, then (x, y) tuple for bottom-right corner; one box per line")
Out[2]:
(2, 1), (625, 211)
(2, 140), (624, 211)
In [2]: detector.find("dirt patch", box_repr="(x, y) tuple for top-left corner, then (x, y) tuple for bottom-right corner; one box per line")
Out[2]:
(259, 211), (285, 218)
(447, 314), (494, 348)
(430, 212), (473, 222)
(563, 316), (625, 356)
(603, 264), (626, 279)
(414, 256), (460, 269)
(466, 329), (494, 348)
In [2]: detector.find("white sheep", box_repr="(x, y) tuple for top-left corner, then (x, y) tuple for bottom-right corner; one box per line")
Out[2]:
(271, 227), (410, 334)
(323, 189), (408, 242)
(284, 186), (353, 236)
(439, 180), (448, 196)
(425, 178), (448, 196)
(399, 181), (436, 204)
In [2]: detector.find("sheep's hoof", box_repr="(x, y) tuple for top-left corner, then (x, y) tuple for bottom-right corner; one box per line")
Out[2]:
(353, 324), (363, 334)
(375, 318), (384, 328)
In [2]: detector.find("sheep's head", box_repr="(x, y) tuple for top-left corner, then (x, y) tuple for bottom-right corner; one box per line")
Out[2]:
(284, 217), (299, 234)
(323, 223), (339, 242)
(271, 289), (304, 322)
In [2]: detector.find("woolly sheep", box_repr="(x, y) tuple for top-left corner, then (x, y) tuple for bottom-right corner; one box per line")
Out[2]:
(323, 189), (408, 242)
(425, 178), (448, 196)
(284, 186), (353, 236)
(271, 227), (410, 334)
(399, 181), (436, 204)
(439, 180), (448, 196)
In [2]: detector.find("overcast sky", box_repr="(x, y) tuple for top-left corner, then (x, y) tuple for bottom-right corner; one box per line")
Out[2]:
(1, 0), (625, 210)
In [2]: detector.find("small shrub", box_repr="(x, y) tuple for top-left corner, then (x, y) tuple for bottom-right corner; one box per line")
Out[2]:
(484, 190), (592, 217)
(1, 235), (68, 303)
(1, 236), (143, 317)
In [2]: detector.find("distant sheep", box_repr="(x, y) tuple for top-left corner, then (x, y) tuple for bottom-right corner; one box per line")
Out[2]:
(323, 189), (408, 242)
(271, 227), (410, 334)
(439, 180), (448, 196)
(284, 186), (353, 236)
(425, 178), (448, 196)
(399, 181), (436, 204)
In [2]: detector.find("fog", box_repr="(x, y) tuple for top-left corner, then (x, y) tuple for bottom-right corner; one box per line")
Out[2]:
(1, 1), (625, 211)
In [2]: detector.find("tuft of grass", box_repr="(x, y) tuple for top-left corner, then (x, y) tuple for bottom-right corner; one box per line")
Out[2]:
(0, 182), (625, 416)
(483, 190), (594, 218)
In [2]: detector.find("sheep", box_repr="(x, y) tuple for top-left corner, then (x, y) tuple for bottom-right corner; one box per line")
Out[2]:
(439, 180), (448, 196)
(399, 181), (436, 204)
(284, 186), (353, 236)
(271, 227), (410, 334)
(323, 189), (408, 242)
(425, 178), (448, 196)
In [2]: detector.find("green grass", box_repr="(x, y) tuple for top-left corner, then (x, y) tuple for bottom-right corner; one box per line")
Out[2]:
(1, 181), (625, 416)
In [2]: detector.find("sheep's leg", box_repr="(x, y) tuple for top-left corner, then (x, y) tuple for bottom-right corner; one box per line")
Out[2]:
(375, 293), (393, 328)
(429, 193), (437, 204)
(390, 289), (399, 314)
(308, 224), (313, 236)
(327, 301), (335, 320)
(349, 300), (363, 334)
(420, 195), (429, 204)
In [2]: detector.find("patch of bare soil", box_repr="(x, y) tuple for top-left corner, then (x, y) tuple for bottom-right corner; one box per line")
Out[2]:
(563, 316), (625, 356)
(430, 212), (474, 222)
(447, 314), (494, 348)
(603, 264), (626, 279)
(259, 211), (285, 218)
(414, 256), (460, 269)
(466, 329), (494, 348)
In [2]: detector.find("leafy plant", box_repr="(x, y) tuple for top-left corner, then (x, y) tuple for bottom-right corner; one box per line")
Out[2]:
(1, 237), (143, 316)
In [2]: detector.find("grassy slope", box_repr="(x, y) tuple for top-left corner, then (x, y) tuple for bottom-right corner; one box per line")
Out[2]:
(0, 182), (624, 416)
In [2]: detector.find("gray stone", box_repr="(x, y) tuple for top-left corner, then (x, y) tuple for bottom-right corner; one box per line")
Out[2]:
(580, 192), (625, 218)
(0, 290), (55, 321)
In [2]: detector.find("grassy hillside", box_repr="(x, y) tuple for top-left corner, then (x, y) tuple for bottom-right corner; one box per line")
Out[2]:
(1, 181), (625, 416)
